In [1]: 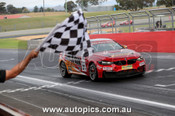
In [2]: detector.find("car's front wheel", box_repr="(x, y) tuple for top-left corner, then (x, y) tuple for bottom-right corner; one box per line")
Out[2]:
(89, 63), (98, 81)
(60, 61), (71, 78)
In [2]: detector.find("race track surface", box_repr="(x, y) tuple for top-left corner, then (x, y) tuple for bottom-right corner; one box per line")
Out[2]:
(0, 49), (175, 116)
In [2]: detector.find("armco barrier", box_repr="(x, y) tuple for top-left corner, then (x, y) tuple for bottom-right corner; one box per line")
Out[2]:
(90, 31), (175, 53)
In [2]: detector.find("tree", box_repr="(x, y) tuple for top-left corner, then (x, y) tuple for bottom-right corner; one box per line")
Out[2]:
(0, 2), (6, 14)
(51, 8), (55, 12)
(64, 1), (77, 12)
(46, 8), (51, 12)
(22, 7), (30, 13)
(116, 0), (155, 11)
(7, 4), (17, 14)
(39, 7), (44, 12)
(76, 0), (107, 10)
(157, 0), (175, 7)
(114, 5), (122, 10)
(33, 6), (39, 12)
(16, 8), (23, 13)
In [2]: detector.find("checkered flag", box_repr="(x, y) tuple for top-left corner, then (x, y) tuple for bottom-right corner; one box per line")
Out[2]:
(38, 10), (93, 57)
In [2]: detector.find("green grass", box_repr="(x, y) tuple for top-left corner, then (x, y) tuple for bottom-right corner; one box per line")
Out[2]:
(0, 10), (127, 32)
(0, 38), (27, 49)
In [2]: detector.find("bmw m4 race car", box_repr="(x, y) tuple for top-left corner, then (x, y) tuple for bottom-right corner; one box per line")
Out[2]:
(59, 38), (145, 81)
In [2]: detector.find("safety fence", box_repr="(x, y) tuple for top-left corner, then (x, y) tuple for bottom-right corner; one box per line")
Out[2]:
(87, 7), (175, 34)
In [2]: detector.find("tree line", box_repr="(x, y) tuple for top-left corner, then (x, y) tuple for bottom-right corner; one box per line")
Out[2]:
(33, 6), (55, 13)
(0, 2), (56, 14)
(64, 0), (107, 12)
(64, 0), (175, 12)
(0, 0), (175, 14)
(115, 0), (175, 11)
(0, 2), (30, 14)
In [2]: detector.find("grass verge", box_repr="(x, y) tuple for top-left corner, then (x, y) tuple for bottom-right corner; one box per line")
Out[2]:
(0, 11), (126, 32)
(0, 38), (27, 49)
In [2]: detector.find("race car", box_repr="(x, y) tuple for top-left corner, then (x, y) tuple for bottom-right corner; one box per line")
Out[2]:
(101, 21), (115, 28)
(120, 20), (133, 25)
(59, 38), (145, 81)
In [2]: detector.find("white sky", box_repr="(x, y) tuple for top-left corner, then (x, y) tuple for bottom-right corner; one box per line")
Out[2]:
(0, 0), (116, 8)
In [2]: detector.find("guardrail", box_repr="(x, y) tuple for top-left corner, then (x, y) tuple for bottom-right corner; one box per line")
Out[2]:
(87, 7), (175, 34)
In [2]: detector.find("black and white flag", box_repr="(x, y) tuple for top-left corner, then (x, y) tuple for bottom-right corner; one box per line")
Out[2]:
(38, 10), (93, 57)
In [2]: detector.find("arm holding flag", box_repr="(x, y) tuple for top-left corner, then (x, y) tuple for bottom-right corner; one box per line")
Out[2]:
(0, 50), (39, 83)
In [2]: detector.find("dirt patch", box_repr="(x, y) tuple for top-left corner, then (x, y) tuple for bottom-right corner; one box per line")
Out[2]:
(15, 35), (47, 41)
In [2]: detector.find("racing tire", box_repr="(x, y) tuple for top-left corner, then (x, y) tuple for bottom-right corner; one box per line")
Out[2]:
(60, 61), (71, 78)
(139, 71), (145, 76)
(89, 63), (99, 81)
(138, 66), (146, 77)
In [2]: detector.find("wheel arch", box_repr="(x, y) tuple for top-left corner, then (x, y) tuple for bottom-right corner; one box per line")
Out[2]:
(59, 60), (70, 74)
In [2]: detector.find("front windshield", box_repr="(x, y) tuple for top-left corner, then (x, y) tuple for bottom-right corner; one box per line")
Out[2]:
(91, 40), (123, 53)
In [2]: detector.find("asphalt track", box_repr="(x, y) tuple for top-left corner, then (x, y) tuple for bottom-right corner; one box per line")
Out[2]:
(0, 49), (175, 116)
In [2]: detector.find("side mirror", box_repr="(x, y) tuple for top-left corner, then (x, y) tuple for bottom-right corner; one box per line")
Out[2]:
(122, 45), (128, 49)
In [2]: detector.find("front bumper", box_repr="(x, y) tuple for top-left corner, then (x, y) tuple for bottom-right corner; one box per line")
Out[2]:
(103, 65), (145, 78)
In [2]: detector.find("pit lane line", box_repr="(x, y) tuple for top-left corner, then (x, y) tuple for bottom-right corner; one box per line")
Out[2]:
(10, 75), (175, 111)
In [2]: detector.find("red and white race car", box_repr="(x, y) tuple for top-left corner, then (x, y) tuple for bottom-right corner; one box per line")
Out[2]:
(101, 21), (115, 28)
(120, 20), (133, 25)
(59, 38), (145, 81)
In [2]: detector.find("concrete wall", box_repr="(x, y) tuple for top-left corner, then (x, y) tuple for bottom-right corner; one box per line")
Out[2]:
(90, 31), (175, 53)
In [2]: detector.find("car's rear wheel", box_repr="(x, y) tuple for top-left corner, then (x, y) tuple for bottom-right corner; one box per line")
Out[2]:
(60, 61), (71, 78)
(89, 63), (98, 81)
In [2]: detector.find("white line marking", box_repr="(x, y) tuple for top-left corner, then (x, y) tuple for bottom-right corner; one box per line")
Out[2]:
(71, 80), (86, 84)
(17, 75), (63, 85)
(0, 104), (22, 116)
(0, 58), (15, 62)
(154, 84), (166, 87)
(145, 67), (175, 74)
(155, 83), (175, 88)
(0, 79), (86, 94)
(12, 75), (175, 111)
(145, 70), (154, 74)
(155, 69), (165, 72)
(166, 67), (175, 71)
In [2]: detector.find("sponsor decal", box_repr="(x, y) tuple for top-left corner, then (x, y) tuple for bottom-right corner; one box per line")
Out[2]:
(81, 59), (87, 72)
(103, 67), (113, 71)
(122, 65), (133, 70)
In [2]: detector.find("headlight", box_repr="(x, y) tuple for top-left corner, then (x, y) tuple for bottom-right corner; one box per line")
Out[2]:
(137, 56), (144, 61)
(98, 61), (113, 65)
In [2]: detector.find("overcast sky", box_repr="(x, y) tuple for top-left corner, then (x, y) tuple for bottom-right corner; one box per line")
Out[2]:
(0, 0), (116, 8)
